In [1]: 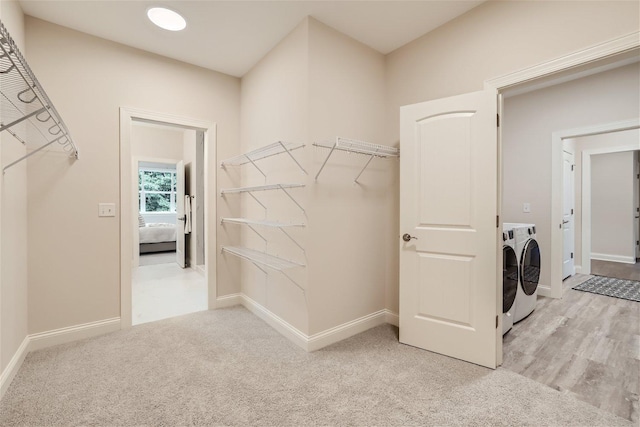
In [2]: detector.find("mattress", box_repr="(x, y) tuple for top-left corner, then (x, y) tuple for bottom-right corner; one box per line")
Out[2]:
(139, 223), (177, 244)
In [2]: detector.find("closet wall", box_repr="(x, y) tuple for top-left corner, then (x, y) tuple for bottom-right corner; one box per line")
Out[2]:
(384, 0), (639, 313)
(25, 17), (241, 335)
(0, 0), (27, 381)
(237, 17), (392, 340)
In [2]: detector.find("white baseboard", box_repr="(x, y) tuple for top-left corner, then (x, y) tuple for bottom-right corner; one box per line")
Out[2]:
(591, 253), (636, 264)
(537, 284), (552, 297)
(238, 294), (397, 352)
(385, 310), (399, 327)
(575, 265), (582, 274)
(239, 294), (309, 351)
(28, 317), (121, 352)
(0, 336), (29, 400)
(307, 310), (389, 351)
(212, 293), (242, 309)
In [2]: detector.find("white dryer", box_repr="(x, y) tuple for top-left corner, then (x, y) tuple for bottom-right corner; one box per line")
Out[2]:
(505, 223), (540, 323)
(501, 225), (518, 335)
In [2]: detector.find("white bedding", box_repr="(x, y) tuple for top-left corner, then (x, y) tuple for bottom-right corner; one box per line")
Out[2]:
(139, 223), (177, 244)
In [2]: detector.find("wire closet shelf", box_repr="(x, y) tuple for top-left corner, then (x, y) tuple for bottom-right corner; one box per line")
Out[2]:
(313, 137), (399, 182)
(0, 20), (78, 172)
(220, 141), (306, 176)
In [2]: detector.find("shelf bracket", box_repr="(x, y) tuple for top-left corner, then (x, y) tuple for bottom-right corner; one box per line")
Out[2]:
(314, 143), (337, 180)
(3, 134), (62, 172)
(277, 141), (307, 175)
(247, 191), (267, 211)
(246, 155), (267, 178)
(354, 154), (376, 184)
(280, 270), (305, 293)
(279, 228), (304, 252)
(0, 106), (47, 133)
(247, 225), (267, 242)
(278, 184), (305, 212)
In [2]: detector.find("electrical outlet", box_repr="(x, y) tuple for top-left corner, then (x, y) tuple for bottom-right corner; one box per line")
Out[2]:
(523, 203), (531, 213)
(99, 203), (116, 217)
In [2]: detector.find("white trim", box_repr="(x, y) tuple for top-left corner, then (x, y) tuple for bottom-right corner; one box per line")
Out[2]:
(28, 317), (121, 352)
(213, 293), (242, 308)
(385, 310), (399, 327)
(239, 294), (395, 352)
(307, 310), (388, 352)
(591, 254), (637, 264)
(485, 31), (639, 90)
(537, 283), (552, 298)
(0, 336), (29, 399)
(575, 265), (583, 274)
(239, 294), (308, 351)
(120, 107), (217, 329)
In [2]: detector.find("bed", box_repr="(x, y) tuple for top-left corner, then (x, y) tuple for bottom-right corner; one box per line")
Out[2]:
(139, 215), (177, 253)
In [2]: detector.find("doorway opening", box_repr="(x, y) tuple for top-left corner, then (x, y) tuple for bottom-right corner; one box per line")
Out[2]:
(495, 46), (639, 421)
(119, 108), (217, 328)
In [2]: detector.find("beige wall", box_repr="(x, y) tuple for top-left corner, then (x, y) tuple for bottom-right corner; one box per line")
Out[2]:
(569, 129), (640, 266)
(25, 17), (240, 334)
(0, 0), (27, 375)
(238, 18), (310, 333)
(237, 17), (391, 336)
(591, 151), (636, 261)
(384, 0), (639, 312)
(306, 19), (389, 334)
(131, 123), (185, 160)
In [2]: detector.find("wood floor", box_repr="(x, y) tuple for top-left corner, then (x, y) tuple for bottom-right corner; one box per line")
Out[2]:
(502, 273), (639, 423)
(591, 259), (640, 281)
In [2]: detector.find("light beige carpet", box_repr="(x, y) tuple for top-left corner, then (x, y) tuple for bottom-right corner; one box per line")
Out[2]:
(0, 306), (632, 426)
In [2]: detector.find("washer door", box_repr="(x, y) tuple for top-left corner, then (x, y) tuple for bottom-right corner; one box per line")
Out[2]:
(520, 239), (540, 296)
(503, 246), (518, 313)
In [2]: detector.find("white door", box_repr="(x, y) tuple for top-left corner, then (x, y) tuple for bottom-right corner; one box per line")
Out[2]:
(562, 150), (575, 279)
(399, 90), (498, 369)
(176, 160), (186, 268)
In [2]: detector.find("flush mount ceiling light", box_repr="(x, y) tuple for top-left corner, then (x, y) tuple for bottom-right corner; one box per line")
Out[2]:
(147, 7), (186, 31)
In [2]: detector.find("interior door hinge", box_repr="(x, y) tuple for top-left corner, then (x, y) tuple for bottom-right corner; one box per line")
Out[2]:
(571, 208), (574, 215)
(571, 252), (574, 259)
(571, 164), (574, 171)
(496, 215), (499, 228)
(497, 114), (500, 127)
(496, 315), (499, 328)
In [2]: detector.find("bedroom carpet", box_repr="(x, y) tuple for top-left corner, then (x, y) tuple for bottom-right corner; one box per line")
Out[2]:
(0, 306), (632, 426)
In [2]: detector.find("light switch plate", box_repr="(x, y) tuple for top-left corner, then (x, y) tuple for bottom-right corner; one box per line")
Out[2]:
(99, 203), (116, 217)
(523, 203), (531, 213)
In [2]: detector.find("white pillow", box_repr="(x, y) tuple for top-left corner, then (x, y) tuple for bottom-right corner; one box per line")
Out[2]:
(138, 213), (146, 228)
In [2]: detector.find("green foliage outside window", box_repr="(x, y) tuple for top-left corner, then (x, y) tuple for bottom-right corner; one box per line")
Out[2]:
(139, 169), (176, 213)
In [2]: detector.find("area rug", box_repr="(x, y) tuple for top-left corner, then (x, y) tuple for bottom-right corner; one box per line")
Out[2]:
(573, 275), (640, 302)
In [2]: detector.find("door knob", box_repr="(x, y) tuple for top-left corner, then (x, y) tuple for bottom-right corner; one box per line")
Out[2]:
(402, 233), (417, 242)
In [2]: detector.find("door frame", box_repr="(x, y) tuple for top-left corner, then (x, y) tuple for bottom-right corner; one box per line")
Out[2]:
(561, 146), (575, 280)
(485, 31), (639, 301)
(120, 107), (216, 329)
(551, 121), (639, 294)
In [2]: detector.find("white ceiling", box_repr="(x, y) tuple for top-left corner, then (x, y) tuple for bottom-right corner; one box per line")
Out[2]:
(18, 1), (484, 77)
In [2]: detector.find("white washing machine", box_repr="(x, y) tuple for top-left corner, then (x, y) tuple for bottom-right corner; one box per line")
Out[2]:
(501, 225), (518, 335)
(504, 223), (541, 323)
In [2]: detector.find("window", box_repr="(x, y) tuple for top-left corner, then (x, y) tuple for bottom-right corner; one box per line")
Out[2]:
(138, 168), (177, 213)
